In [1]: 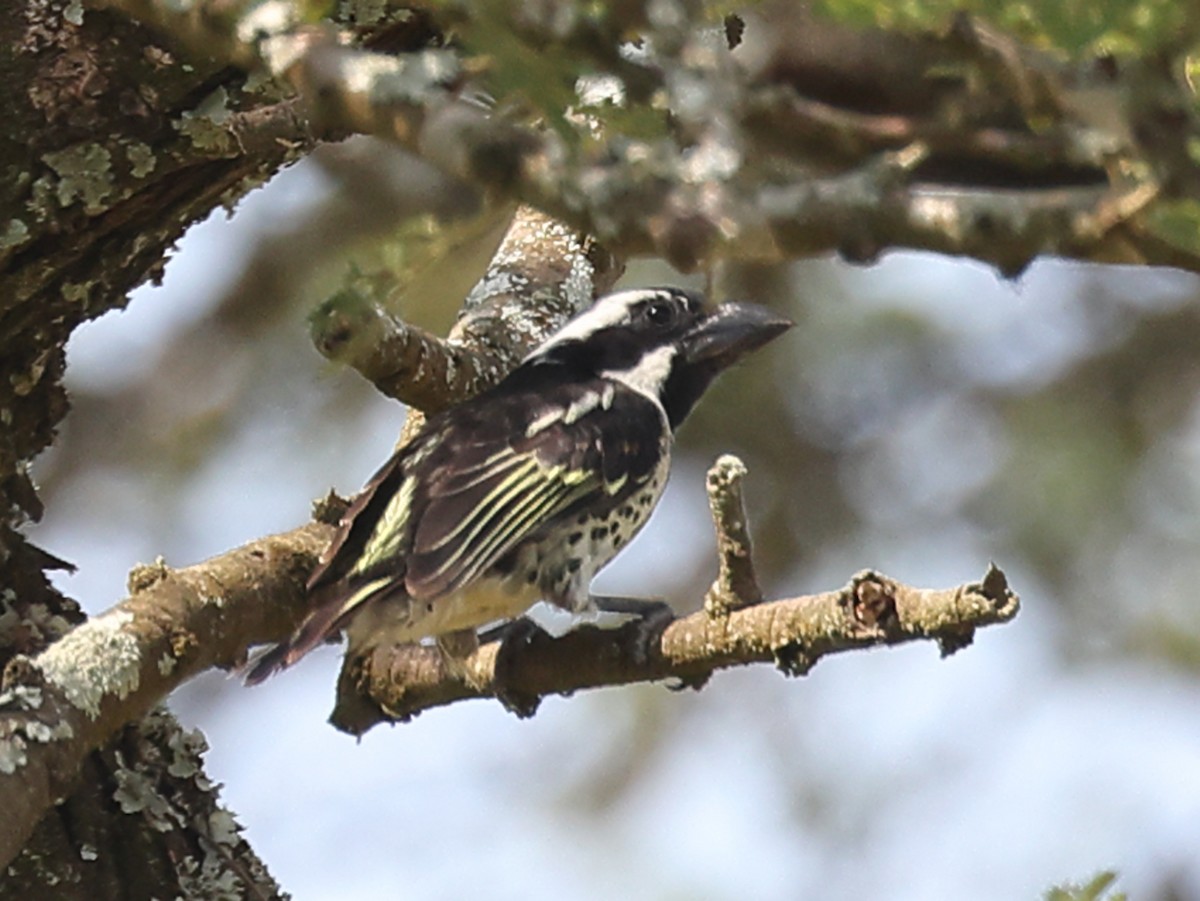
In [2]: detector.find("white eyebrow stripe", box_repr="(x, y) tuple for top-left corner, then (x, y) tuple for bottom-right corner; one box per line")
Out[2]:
(531, 288), (670, 356)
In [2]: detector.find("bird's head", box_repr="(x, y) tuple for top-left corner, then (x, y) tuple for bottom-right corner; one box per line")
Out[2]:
(530, 287), (793, 428)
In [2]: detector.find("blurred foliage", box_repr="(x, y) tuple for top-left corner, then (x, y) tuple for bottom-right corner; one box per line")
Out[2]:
(1046, 870), (1126, 901)
(338, 202), (515, 333)
(456, 6), (595, 140)
(1147, 201), (1200, 260)
(805, 0), (1195, 56)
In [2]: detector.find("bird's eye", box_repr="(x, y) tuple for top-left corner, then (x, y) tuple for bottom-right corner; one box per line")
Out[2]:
(645, 300), (676, 326)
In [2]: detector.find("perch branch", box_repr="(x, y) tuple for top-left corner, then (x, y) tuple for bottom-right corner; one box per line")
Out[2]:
(342, 565), (1020, 734)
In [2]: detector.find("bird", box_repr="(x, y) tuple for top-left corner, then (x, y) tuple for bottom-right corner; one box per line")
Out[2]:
(245, 286), (791, 684)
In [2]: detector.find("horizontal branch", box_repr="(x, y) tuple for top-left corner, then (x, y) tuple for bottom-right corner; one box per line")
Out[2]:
(338, 566), (1019, 734)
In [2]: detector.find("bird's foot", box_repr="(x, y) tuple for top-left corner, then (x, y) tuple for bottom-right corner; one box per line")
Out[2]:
(588, 594), (675, 666)
(482, 617), (546, 719)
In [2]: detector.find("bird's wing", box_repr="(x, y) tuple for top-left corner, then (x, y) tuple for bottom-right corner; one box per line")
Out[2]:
(305, 440), (415, 594)
(402, 380), (666, 599)
(243, 443), (417, 684)
(324, 378), (663, 605)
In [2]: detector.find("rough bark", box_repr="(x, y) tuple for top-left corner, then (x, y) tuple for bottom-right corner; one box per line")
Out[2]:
(0, 3), (323, 895)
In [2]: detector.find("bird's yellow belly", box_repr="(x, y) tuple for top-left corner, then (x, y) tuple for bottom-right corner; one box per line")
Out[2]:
(418, 576), (543, 635)
(346, 576), (543, 654)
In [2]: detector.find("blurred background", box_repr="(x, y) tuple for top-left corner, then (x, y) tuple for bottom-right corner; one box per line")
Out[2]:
(29, 137), (1200, 900)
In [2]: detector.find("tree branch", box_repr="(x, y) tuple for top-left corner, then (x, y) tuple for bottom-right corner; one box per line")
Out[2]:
(703, 454), (763, 616)
(309, 205), (624, 413)
(84, 0), (1200, 274)
(340, 566), (1019, 733)
(327, 451), (1019, 733)
(0, 521), (332, 871)
(309, 290), (494, 412)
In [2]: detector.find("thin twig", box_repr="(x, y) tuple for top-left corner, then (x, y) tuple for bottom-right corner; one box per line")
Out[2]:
(703, 454), (762, 616)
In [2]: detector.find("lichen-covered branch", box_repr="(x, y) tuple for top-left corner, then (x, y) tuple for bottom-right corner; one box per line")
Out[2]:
(340, 566), (1019, 734)
(310, 288), (494, 412)
(1, 706), (286, 900)
(310, 205), (624, 415)
(0, 521), (332, 872)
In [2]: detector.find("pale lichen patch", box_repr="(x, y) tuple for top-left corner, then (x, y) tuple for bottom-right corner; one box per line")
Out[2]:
(207, 809), (240, 846)
(0, 218), (29, 250)
(112, 760), (175, 828)
(0, 741), (27, 775)
(0, 681), (72, 774)
(0, 684), (43, 710)
(23, 718), (74, 742)
(37, 610), (141, 719)
(463, 270), (529, 310)
(176, 87), (234, 154)
(178, 854), (245, 900)
(166, 726), (207, 780)
(41, 143), (115, 213)
(125, 140), (156, 178)
(236, 0), (298, 47)
(2, 596), (73, 645)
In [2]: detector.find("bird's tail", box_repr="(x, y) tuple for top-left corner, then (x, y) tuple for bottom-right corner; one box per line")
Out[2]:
(242, 576), (392, 685)
(242, 640), (294, 686)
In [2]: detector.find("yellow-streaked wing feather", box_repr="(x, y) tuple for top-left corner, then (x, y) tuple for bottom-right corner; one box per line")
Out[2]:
(405, 450), (597, 599)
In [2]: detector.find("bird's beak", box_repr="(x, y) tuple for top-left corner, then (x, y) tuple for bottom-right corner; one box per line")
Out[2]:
(683, 302), (793, 369)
